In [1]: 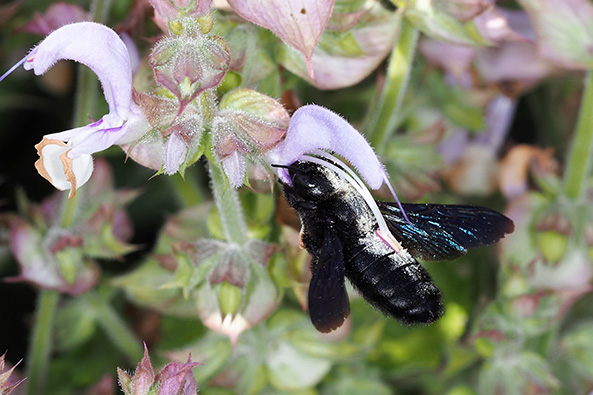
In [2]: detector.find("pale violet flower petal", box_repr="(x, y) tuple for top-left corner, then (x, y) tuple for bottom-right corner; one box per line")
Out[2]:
(267, 105), (386, 189)
(24, 21), (133, 118)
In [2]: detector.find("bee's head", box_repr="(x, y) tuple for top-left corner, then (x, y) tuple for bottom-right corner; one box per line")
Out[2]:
(274, 161), (337, 202)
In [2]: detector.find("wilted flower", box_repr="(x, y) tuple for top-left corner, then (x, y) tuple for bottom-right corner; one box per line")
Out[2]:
(0, 22), (150, 197)
(118, 344), (200, 395)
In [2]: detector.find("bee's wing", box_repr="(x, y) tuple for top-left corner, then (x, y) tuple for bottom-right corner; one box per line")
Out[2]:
(378, 202), (515, 261)
(308, 228), (350, 333)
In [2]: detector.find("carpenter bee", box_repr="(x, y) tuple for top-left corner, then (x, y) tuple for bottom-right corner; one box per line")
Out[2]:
(276, 157), (514, 333)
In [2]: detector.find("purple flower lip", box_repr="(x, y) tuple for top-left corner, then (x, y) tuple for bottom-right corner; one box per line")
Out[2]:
(268, 104), (413, 244)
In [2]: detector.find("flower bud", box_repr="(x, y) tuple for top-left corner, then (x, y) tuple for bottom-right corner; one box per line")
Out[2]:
(213, 88), (288, 187)
(150, 34), (230, 108)
(534, 211), (572, 263)
(217, 281), (242, 316)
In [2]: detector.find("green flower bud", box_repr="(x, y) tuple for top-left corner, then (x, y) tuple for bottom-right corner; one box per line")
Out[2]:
(217, 281), (243, 316)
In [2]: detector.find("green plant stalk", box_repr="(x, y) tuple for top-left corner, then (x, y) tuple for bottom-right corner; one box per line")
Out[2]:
(72, 67), (99, 127)
(90, 0), (113, 24)
(83, 291), (143, 363)
(563, 70), (593, 200)
(25, 290), (59, 395)
(367, 16), (419, 151)
(208, 163), (248, 245)
(59, 192), (79, 228)
(169, 167), (205, 207)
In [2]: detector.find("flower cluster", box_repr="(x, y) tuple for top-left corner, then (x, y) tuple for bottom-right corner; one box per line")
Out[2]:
(2, 0), (593, 393)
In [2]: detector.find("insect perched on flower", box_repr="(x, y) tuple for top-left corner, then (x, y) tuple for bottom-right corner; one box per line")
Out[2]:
(269, 107), (514, 333)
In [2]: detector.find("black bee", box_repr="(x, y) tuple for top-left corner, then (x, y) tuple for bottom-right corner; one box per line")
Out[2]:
(277, 159), (514, 333)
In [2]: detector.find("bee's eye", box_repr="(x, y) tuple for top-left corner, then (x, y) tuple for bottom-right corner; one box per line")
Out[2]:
(291, 173), (317, 190)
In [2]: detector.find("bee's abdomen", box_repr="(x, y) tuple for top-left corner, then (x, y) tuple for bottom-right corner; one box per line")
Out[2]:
(345, 246), (444, 324)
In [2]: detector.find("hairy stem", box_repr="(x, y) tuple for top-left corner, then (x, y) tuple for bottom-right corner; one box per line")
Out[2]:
(563, 70), (593, 200)
(208, 163), (247, 245)
(25, 290), (59, 395)
(367, 16), (418, 152)
(83, 291), (143, 363)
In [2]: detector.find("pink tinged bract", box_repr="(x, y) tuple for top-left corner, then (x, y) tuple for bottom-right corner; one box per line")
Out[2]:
(279, 7), (399, 89)
(19, 22), (149, 196)
(227, 0), (335, 77)
(148, 0), (213, 20)
(16, 2), (88, 35)
(155, 357), (200, 395)
(267, 105), (387, 190)
(519, 0), (593, 69)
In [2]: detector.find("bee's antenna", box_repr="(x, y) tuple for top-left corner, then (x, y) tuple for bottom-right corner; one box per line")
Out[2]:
(270, 163), (307, 174)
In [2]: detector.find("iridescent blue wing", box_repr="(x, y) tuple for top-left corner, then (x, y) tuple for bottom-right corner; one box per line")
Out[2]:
(308, 228), (350, 333)
(378, 202), (514, 261)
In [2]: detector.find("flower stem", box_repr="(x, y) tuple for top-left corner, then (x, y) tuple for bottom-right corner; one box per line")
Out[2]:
(72, 68), (99, 127)
(563, 70), (593, 200)
(208, 163), (247, 245)
(25, 290), (59, 395)
(168, 167), (205, 207)
(367, 15), (418, 152)
(90, 0), (113, 24)
(59, 192), (79, 228)
(83, 291), (143, 363)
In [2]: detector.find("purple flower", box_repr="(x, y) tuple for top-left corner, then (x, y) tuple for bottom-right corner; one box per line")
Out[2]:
(266, 104), (412, 241)
(267, 105), (389, 190)
(1, 22), (149, 197)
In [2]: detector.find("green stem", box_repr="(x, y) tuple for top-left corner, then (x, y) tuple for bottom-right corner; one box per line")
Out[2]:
(563, 70), (593, 200)
(208, 163), (247, 244)
(25, 290), (59, 395)
(72, 67), (99, 127)
(83, 291), (143, 363)
(90, 0), (113, 24)
(168, 167), (205, 207)
(59, 192), (79, 228)
(367, 16), (418, 152)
